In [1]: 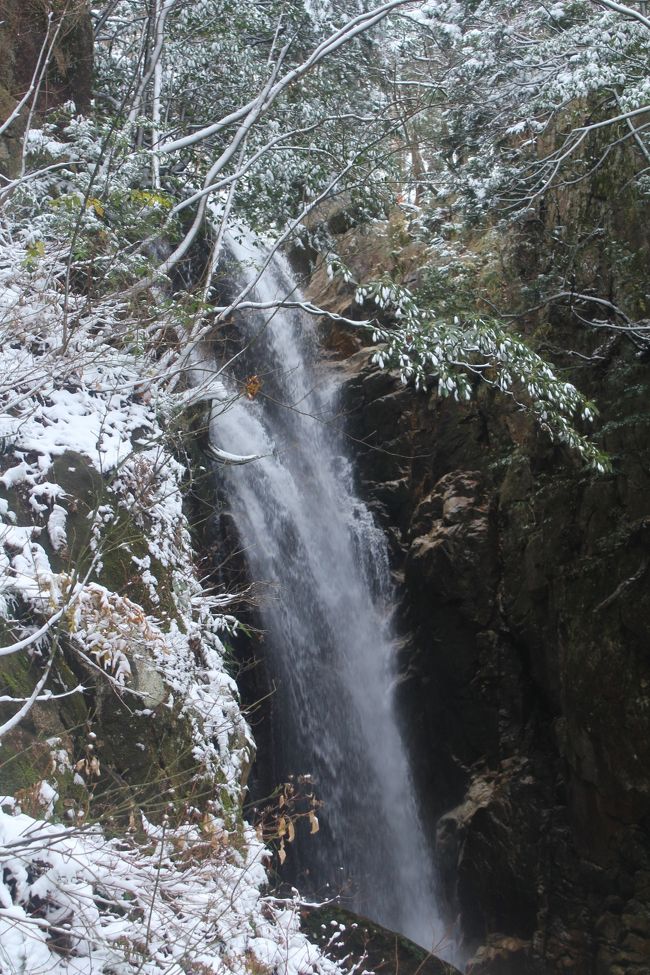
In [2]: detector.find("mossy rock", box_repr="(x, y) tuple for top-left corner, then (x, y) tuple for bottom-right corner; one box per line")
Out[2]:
(300, 905), (461, 975)
(0, 695), (89, 821)
(0, 640), (90, 807)
(0, 724), (56, 797)
(0, 449), (196, 820)
(0, 451), (106, 576)
(0, 450), (180, 625)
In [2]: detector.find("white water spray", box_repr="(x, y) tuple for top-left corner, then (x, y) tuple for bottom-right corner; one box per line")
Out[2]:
(211, 231), (443, 950)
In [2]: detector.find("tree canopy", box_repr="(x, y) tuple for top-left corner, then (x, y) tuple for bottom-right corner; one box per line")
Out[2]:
(2, 0), (649, 468)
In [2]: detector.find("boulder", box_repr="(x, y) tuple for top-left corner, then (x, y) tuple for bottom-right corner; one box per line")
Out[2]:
(301, 904), (462, 975)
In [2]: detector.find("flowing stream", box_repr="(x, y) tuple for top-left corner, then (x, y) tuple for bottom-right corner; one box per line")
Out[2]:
(211, 231), (442, 950)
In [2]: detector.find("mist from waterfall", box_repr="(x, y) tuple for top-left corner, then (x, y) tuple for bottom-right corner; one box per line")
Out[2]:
(210, 230), (443, 951)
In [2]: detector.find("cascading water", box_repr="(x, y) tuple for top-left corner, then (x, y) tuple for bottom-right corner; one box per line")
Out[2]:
(211, 231), (443, 950)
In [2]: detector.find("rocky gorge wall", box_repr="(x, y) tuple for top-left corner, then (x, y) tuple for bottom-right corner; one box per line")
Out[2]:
(338, 334), (650, 975)
(3, 6), (650, 970)
(307, 176), (650, 973)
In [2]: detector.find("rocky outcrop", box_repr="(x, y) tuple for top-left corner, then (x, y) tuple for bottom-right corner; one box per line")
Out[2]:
(301, 905), (462, 975)
(331, 335), (650, 973)
(288, 185), (650, 975)
(0, 449), (232, 823)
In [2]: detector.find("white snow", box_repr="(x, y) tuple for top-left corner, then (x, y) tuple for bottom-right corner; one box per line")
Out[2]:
(47, 504), (68, 552)
(0, 803), (342, 975)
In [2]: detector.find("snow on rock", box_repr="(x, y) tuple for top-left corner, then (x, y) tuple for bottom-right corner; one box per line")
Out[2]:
(47, 504), (68, 551)
(0, 242), (252, 788)
(0, 196), (343, 975)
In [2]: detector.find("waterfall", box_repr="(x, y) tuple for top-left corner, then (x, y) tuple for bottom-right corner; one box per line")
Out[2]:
(210, 230), (443, 951)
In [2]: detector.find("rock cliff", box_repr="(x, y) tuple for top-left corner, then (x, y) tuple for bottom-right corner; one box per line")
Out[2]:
(308, 182), (650, 972)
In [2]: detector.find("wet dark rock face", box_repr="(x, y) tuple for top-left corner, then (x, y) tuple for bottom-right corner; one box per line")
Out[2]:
(332, 339), (650, 974)
(301, 904), (461, 975)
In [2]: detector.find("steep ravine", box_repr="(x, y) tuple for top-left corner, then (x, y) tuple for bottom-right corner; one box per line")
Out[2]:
(3, 8), (649, 969)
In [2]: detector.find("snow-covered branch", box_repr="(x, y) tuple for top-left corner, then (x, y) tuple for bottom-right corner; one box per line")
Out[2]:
(0, 650), (55, 740)
(590, 0), (650, 31)
(158, 0), (413, 155)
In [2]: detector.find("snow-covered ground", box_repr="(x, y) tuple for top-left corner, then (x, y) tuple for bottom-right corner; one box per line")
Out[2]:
(0, 797), (340, 975)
